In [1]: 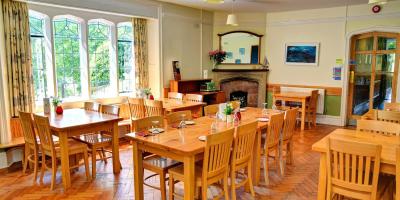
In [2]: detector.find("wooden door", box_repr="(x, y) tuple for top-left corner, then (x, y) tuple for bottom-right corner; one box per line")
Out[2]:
(347, 32), (400, 124)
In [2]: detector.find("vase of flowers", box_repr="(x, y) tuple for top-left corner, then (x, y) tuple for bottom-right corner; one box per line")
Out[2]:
(52, 96), (63, 115)
(209, 50), (227, 69)
(223, 103), (234, 123)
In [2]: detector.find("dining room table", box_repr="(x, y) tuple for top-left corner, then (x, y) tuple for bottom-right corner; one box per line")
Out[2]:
(35, 108), (123, 189)
(312, 128), (399, 200)
(127, 107), (284, 200)
(162, 98), (206, 117)
(273, 92), (311, 131)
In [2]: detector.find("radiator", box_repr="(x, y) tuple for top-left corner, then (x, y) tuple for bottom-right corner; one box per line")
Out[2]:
(280, 87), (325, 114)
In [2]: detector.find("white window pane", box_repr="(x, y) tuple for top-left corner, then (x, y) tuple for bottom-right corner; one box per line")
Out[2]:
(117, 23), (135, 95)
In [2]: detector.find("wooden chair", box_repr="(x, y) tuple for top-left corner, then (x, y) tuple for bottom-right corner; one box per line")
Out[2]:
(204, 104), (219, 116)
(128, 98), (146, 120)
(165, 110), (192, 125)
(184, 94), (203, 102)
(384, 102), (400, 112)
(133, 116), (180, 200)
(357, 119), (400, 136)
(262, 112), (284, 185)
(326, 138), (382, 200)
(84, 102), (101, 112)
(169, 128), (234, 200)
(168, 92), (183, 100)
(144, 99), (164, 117)
(377, 110), (400, 124)
(19, 111), (40, 183)
(32, 114), (90, 190)
(397, 147), (400, 200)
(230, 121), (258, 200)
(298, 90), (318, 128)
(74, 104), (120, 179)
(282, 108), (298, 165)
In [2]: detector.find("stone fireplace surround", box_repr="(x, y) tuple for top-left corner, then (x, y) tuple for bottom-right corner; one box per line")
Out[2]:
(213, 71), (268, 108)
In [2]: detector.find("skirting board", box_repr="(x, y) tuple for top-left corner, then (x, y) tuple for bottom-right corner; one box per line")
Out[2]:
(316, 114), (343, 126)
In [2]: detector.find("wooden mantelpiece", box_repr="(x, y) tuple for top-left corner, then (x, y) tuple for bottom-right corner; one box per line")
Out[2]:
(212, 68), (269, 73)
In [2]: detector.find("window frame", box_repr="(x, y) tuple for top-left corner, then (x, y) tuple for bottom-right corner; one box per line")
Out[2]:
(117, 22), (135, 96)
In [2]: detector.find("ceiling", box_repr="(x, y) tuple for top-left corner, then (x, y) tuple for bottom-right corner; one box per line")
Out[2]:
(158, 0), (370, 12)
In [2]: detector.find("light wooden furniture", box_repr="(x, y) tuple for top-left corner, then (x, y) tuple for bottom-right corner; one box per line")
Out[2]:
(162, 98), (205, 118)
(84, 102), (101, 112)
(282, 108), (298, 165)
(312, 129), (400, 200)
(34, 109), (122, 189)
(384, 102), (400, 112)
(377, 110), (400, 124)
(168, 92), (184, 100)
(165, 110), (192, 125)
(168, 128), (234, 200)
(127, 107), (271, 200)
(357, 119), (400, 136)
(19, 111), (40, 183)
(262, 112), (284, 185)
(169, 79), (225, 105)
(184, 94), (203, 102)
(397, 147), (400, 200)
(33, 114), (90, 190)
(230, 121), (258, 200)
(326, 138), (382, 200)
(144, 99), (165, 117)
(128, 98), (146, 120)
(204, 104), (219, 116)
(273, 92), (311, 131)
(301, 90), (319, 128)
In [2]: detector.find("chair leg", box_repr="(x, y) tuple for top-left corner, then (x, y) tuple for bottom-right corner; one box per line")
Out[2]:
(50, 157), (57, 190)
(275, 149), (280, 175)
(159, 173), (167, 200)
(40, 153), (46, 185)
(289, 141), (294, 165)
(23, 145), (29, 175)
(168, 174), (174, 200)
(92, 147), (97, 179)
(101, 148), (107, 163)
(231, 169), (237, 200)
(263, 154), (270, 185)
(202, 183), (208, 200)
(33, 151), (38, 183)
(223, 173), (230, 200)
(83, 151), (90, 181)
(313, 111), (317, 127)
(247, 162), (256, 197)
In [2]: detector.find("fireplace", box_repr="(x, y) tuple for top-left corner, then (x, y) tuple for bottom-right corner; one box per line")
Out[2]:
(230, 91), (248, 107)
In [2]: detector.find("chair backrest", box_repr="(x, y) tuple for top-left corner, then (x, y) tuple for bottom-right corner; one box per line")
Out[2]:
(100, 104), (120, 116)
(309, 90), (319, 110)
(232, 121), (258, 167)
(266, 112), (284, 149)
(384, 102), (400, 112)
(231, 100), (241, 109)
(128, 98), (146, 119)
(282, 108), (298, 141)
(204, 104), (219, 116)
(32, 114), (55, 154)
(19, 111), (38, 148)
(202, 128), (234, 183)
(357, 119), (400, 136)
(132, 116), (165, 132)
(377, 110), (400, 124)
(184, 94), (203, 102)
(84, 102), (101, 112)
(165, 110), (192, 125)
(327, 138), (381, 200)
(144, 99), (164, 117)
(168, 92), (183, 100)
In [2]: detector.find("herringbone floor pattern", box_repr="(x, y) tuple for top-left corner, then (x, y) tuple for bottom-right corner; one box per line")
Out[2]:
(0, 125), (337, 200)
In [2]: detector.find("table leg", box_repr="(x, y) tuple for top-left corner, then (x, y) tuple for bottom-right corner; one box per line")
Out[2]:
(132, 141), (144, 200)
(300, 99), (306, 131)
(184, 155), (195, 200)
(252, 129), (262, 186)
(279, 132), (285, 176)
(112, 122), (121, 173)
(59, 132), (71, 189)
(317, 153), (327, 200)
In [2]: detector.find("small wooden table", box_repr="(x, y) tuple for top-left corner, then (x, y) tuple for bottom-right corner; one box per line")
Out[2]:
(127, 107), (272, 200)
(35, 109), (123, 189)
(312, 129), (398, 200)
(273, 92), (311, 131)
(162, 98), (206, 117)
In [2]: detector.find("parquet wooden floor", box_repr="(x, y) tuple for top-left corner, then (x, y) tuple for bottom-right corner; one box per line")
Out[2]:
(0, 125), (338, 200)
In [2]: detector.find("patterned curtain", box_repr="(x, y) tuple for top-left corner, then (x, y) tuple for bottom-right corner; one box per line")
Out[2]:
(132, 18), (148, 88)
(2, 0), (33, 117)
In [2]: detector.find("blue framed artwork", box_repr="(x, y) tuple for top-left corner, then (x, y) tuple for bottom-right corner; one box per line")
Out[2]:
(285, 42), (319, 66)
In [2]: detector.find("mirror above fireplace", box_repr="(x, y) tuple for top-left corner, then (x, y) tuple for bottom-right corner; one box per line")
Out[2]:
(218, 31), (263, 65)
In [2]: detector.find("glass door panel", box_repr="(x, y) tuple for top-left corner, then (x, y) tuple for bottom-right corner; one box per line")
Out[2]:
(355, 37), (373, 51)
(372, 53), (395, 109)
(377, 37), (396, 50)
(352, 54), (372, 115)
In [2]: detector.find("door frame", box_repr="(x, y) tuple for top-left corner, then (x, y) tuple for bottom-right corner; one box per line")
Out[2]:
(341, 26), (400, 126)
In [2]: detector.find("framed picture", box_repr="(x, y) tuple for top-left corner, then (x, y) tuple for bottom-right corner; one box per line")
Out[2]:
(285, 42), (319, 66)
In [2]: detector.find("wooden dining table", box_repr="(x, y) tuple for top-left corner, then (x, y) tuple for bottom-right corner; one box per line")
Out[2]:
(35, 109), (123, 189)
(273, 92), (311, 131)
(127, 107), (280, 200)
(162, 98), (206, 117)
(312, 128), (399, 200)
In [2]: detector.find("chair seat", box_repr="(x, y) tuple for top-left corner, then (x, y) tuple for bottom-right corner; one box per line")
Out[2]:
(42, 139), (88, 157)
(36, 136), (59, 145)
(118, 119), (131, 127)
(73, 134), (112, 146)
(168, 164), (203, 185)
(143, 155), (181, 173)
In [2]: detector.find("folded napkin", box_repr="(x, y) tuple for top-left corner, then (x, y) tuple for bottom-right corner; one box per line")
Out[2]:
(136, 131), (151, 137)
